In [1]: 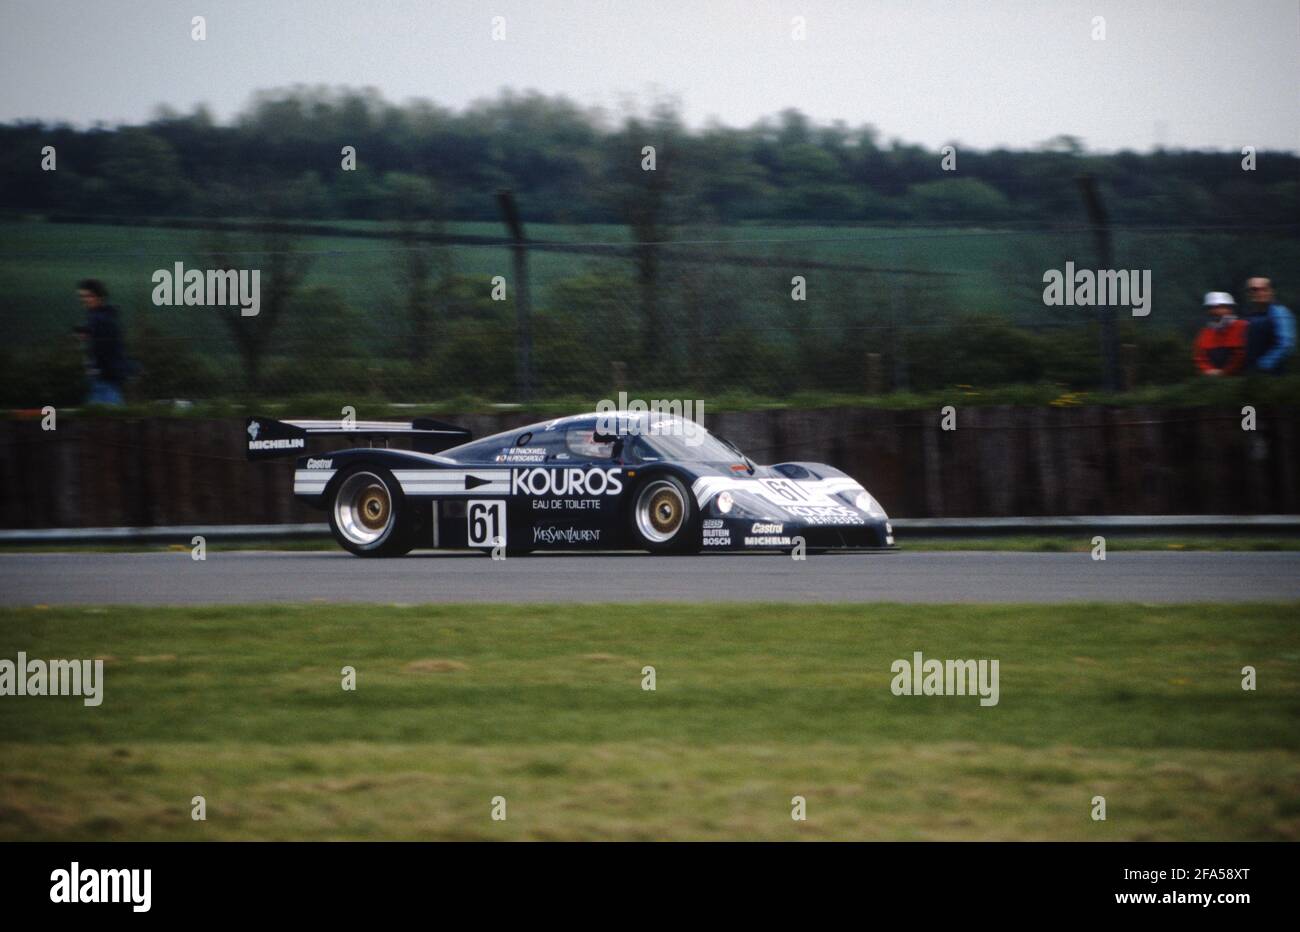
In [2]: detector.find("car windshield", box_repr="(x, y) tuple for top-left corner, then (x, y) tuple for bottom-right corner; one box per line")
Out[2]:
(635, 423), (746, 463)
(441, 415), (747, 465)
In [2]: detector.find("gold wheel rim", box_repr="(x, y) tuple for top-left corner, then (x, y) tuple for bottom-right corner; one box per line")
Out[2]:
(636, 480), (688, 544)
(333, 471), (396, 546)
(357, 484), (390, 530)
(649, 490), (680, 534)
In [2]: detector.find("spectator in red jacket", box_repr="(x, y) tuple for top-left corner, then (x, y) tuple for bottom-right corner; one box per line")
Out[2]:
(1193, 291), (1248, 376)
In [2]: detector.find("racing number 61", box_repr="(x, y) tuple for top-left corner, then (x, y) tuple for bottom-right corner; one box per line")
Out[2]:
(760, 478), (808, 503)
(467, 500), (507, 547)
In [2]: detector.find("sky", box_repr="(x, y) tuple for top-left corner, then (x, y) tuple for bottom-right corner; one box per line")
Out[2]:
(1, 0), (1297, 152)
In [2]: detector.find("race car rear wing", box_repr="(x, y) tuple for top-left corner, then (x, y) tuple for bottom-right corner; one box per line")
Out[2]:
(245, 415), (472, 460)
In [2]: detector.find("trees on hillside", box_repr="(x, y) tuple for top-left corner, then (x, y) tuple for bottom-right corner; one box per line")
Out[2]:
(2, 87), (1296, 229)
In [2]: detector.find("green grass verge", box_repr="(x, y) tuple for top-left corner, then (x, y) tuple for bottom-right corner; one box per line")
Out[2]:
(11, 376), (1300, 418)
(0, 539), (335, 554)
(2, 602), (1297, 840)
(4, 535), (1299, 554)
(900, 536), (1300, 552)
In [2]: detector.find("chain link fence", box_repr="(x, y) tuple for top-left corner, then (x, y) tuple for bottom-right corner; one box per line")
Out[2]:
(3, 214), (1296, 408)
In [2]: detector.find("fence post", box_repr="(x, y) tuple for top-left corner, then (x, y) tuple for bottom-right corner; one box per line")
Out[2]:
(866, 352), (883, 395)
(496, 189), (533, 402)
(1077, 175), (1121, 392)
(1120, 343), (1138, 390)
(890, 276), (909, 391)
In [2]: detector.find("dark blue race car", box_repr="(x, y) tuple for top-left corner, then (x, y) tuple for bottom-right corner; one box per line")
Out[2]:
(246, 412), (895, 557)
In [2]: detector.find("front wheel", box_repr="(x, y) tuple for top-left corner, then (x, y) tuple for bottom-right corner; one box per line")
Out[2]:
(629, 475), (698, 554)
(328, 466), (413, 557)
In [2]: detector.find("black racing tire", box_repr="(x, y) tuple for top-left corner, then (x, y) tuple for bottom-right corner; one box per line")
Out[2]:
(628, 474), (699, 554)
(327, 465), (414, 557)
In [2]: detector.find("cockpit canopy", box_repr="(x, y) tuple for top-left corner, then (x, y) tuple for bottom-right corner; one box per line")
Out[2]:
(439, 412), (747, 465)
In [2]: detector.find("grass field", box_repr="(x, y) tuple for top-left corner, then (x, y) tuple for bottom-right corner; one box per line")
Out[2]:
(4, 536), (1299, 554)
(8, 216), (1300, 408)
(2, 602), (1297, 840)
(899, 536), (1300, 552)
(3, 215), (1262, 347)
(0, 217), (1017, 346)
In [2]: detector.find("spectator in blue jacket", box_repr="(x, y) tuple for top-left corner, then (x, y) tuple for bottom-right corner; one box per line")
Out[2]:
(73, 278), (128, 405)
(1242, 277), (1295, 374)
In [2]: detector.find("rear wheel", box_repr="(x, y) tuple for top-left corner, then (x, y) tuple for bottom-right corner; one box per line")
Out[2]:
(328, 466), (413, 557)
(629, 475), (698, 554)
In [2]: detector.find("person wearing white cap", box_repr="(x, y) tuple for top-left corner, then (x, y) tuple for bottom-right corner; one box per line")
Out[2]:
(1193, 291), (1248, 376)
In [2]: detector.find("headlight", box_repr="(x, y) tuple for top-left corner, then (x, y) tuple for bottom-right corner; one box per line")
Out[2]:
(716, 491), (734, 514)
(855, 491), (886, 518)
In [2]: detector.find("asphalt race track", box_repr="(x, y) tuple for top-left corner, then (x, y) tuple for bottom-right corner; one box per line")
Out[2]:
(3, 550), (1300, 605)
